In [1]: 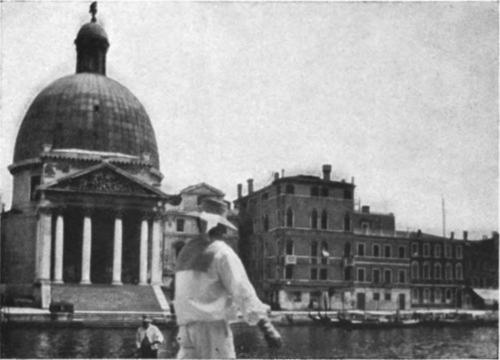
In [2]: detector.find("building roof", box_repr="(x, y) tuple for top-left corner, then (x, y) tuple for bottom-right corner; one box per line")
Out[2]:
(13, 73), (159, 169)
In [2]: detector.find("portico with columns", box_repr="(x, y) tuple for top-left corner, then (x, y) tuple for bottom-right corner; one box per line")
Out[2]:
(34, 162), (175, 288)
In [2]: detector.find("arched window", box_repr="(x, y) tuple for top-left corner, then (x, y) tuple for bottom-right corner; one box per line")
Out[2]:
(423, 288), (430, 304)
(411, 261), (419, 280)
(285, 184), (295, 194)
(311, 241), (318, 264)
(344, 213), (351, 231)
(456, 263), (463, 280)
(434, 263), (442, 279)
(445, 289), (452, 303)
(411, 288), (419, 304)
(311, 209), (318, 229)
(423, 262), (431, 279)
(435, 288), (442, 303)
(445, 263), (453, 280)
(286, 207), (294, 227)
(321, 242), (329, 264)
(321, 210), (328, 229)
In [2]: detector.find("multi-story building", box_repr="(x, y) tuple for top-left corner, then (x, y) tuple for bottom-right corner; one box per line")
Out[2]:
(162, 183), (239, 288)
(464, 232), (499, 309)
(409, 231), (467, 309)
(234, 165), (411, 311)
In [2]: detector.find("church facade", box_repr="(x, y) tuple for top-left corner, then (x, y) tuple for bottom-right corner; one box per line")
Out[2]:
(0, 6), (223, 311)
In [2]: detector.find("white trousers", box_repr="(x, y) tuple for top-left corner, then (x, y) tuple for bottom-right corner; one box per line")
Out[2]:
(176, 320), (236, 359)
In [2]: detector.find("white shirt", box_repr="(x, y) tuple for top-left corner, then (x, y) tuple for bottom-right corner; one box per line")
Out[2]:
(136, 324), (164, 350)
(174, 237), (269, 326)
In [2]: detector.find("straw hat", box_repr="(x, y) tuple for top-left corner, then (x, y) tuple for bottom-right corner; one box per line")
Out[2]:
(187, 198), (237, 232)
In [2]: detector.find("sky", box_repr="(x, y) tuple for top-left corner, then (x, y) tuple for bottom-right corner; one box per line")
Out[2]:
(1, 1), (498, 240)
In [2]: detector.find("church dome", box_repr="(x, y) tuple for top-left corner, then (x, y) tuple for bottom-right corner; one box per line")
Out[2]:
(13, 73), (160, 168)
(13, 5), (160, 169)
(76, 22), (108, 41)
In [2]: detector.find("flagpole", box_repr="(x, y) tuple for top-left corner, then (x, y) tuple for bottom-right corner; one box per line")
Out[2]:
(442, 196), (446, 237)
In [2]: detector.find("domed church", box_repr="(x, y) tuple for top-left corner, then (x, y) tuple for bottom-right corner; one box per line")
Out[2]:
(1, 4), (181, 311)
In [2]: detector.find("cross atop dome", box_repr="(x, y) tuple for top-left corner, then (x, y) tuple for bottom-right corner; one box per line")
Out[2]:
(90, 2), (98, 23)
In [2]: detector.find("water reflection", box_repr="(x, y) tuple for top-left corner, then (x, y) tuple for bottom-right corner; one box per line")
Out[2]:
(1, 324), (498, 359)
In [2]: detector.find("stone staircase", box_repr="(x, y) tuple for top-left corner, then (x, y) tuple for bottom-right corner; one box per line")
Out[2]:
(51, 284), (166, 312)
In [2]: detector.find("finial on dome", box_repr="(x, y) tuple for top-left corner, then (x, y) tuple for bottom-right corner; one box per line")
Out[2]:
(90, 2), (97, 23)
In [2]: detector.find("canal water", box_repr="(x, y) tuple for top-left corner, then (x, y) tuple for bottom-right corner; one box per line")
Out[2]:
(1, 324), (498, 358)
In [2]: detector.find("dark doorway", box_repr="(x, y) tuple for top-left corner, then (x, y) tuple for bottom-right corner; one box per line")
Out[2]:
(91, 209), (114, 284)
(456, 289), (463, 308)
(63, 208), (83, 283)
(357, 293), (366, 310)
(122, 211), (141, 284)
(399, 293), (406, 310)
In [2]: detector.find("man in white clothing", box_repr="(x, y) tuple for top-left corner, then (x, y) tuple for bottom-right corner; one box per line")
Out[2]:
(136, 315), (164, 358)
(174, 198), (282, 359)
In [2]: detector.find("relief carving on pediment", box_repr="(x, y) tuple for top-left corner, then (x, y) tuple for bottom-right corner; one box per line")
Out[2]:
(57, 169), (150, 195)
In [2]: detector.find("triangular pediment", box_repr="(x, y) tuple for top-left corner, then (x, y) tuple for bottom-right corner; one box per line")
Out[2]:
(42, 163), (167, 198)
(181, 182), (225, 197)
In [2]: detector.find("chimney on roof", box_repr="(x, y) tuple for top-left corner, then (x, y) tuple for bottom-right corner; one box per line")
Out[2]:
(463, 231), (468, 241)
(450, 231), (454, 240)
(274, 172), (279, 180)
(417, 229), (422, 237)
(322, 165), (332, 181)
(361, 206), (370, 214)
(237, 184), (242, 199)
(247, 179), (254, 194)
(351, 177), (355, 184)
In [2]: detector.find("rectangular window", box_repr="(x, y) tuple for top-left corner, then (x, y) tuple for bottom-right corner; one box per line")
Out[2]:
(373, 293), (380, 301)
(357, 243), (365, 257)
(321, 188), (329, 197)
(344, 267), (352, 281)
(30, 175), (41, 201)
(310, 268), (318, 280)
(357, 268), (365, 282)
(320, 268), (328, 280)
(285, 265), (294, 280)
(293, 292), (302, 302)
(384, 245), (391, 258)
(423, 244), (430, 257)
(384, 293), (391, 301)
(384, 270), (392, 283)
(176, 219), (185, 232)
(373, 244), (380, 257)
(286, 240), (294, 255)
(262, 192), (269, 201)
(398, 246), (405, 259)
(456, 246), (463, 259)
(398, 270), (406, 284)
(434, 244), (441, 258)
(373, 269), (380, 284)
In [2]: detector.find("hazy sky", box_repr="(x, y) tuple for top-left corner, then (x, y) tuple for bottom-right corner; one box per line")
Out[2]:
(1, 1), (498, 239)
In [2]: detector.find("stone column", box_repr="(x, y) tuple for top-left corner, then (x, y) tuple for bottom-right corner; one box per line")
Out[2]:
(81, 209), (92, 285)
(112, 211), (123, 285)
(53, 211), (65, 284)
(139, 216), (149, 285)
(150, 216), (162, 285)
(37, 208), (53, 282)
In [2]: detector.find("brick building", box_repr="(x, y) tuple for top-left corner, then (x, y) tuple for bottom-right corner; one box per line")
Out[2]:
(409, 231), (467, 309)
(234, 165), (412, 311)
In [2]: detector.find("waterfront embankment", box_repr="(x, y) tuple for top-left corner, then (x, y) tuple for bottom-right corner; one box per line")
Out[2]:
(1, 307), (497, 328)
